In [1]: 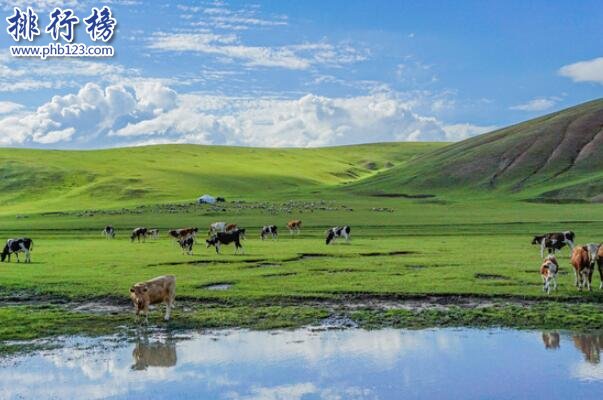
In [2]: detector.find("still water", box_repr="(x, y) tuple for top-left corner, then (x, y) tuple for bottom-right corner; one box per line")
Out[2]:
(1, 328), (603, 399)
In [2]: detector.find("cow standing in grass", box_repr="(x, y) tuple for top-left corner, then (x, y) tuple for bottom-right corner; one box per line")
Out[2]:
(260, 225), (278, 240)
(1, 238), (33, 263)
(570, 245), (596, 291)
(208, 222), (227, 236)
(326, 225), (351, 245)
(206, 229), (244, 254)
(540, 255), (559, 294)
(168, 227), (197, 242)
(287, 220), (302, 235)
(102, 225), (116, 239)
(131, 227), (148, 243)
(147, 229), (159, 240)
(532, 231), (575, 258)
(178, 237), (195, 255)
(597, 245), (603, 289)
(129, 275), (176, 322)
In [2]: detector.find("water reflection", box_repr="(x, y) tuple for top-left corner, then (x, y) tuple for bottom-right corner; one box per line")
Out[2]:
(131, 334), (177, 371)
(1, 328), (603, 400)
(541, 331), (603, 365)
(542, 332), (560, 349)
(573, 334), (603, 364)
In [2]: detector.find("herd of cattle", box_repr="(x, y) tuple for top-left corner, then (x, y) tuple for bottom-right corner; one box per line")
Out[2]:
(532, 230), (603, 294)
(103, 220), (350, 257)
(1, 226), (601, 322)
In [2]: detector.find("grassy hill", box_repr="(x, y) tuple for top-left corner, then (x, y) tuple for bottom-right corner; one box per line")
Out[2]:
(354, 99), (603, 201)
(0, 142), (442, 214)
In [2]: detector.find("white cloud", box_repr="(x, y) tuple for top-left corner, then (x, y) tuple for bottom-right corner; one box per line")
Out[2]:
(559, 57), (603, 84)
(0, 101), (24, 114)
(0, 79), (490, 148)
(441, 123), (497, 141)
(178, 2), (288, 31)
(510, 97), (558, 112)
(34, 127), (76, 144)
(111, 89), (450, 146)
(0, 56), (136, 93)
(148, 32), (367, 70)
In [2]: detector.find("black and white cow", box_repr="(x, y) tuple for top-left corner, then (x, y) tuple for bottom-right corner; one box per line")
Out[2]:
(325, 225), (351, 245)
(206, 230), (244, 254)
(102, 225), (116, 239)
(1, 238), (33, 263)
(178, 236), (194, 255)
(260, 225), (278, 240)
(532, 231), (575, 258)
(131, 227), (148, 243)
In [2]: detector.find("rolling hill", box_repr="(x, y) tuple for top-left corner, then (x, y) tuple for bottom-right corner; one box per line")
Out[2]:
(355, 98), (603, 202)
(0, 142), (442, 213)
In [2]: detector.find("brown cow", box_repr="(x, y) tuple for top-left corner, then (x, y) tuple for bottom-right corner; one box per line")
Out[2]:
(597, 245), (603, 290)
(570, 246), (595, 291)
(168, 227), (198, 241)
(129, 275), (176, 322)
(287, 220), (302, 235)
(225, 223), (238, 232)
(540, 255), (559, 294)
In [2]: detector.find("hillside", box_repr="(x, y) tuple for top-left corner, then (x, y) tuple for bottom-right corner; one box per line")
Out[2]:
(0, 142), (442, 213)
(355, 99), (603, 201)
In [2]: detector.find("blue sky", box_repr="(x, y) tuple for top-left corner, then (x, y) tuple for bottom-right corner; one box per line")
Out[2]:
(0, 0), (602, 148)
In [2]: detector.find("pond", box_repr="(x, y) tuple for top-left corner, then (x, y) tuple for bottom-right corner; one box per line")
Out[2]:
(1, 328), (602, 399)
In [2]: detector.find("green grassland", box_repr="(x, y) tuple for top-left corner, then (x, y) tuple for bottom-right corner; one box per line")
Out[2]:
(1, 141), (603, 352)
(0, 142), (440, 214)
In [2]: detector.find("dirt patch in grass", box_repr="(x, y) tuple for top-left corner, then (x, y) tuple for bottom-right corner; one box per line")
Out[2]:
(309, 268), (369, 274)
(244, 262), (282, 269)
(474, 273), (510, 280)
(198, 282), (234, 291)
(262, 272), (298, 278)
(359, 250), (416, 257)
(148, 258), (268, 267)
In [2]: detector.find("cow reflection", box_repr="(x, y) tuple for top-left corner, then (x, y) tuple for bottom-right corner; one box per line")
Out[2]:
(131, 336), (177, 370)
(542, 332), (560, 350)
(573, 334), (603, 364)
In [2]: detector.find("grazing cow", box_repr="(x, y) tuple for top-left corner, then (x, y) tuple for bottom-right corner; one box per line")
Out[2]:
(206, 230), (244, 254)
(131, 227), (148, 243)
(260, 225), (278, 240)
(129, 275), (176, 322)
(532, 231), (575, 258)
(1, 238), (33, 263)
(178, 236), (194, 255)
(539, 255), (559, 294)
(208, 222), (227, 236)
(147, 229), (159, 240)
(168, 227), (198, 241)
(597, 245), (603, 289)
(102, 225), (116, 239)
(225, 223), (238, 232)
(287, 220), (302, 235)
(570, 245), (595, 291)
(325, 225), (351, 245)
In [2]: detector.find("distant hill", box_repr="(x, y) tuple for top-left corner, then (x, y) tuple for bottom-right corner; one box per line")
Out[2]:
(354, 99), (603, 202)
(0, 142), (441, 213)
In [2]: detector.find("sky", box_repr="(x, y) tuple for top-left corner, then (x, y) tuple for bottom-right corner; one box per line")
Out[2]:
(0, 0), (602, 149)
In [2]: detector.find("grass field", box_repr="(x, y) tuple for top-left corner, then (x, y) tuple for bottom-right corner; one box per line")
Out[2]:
(2, 143), (603, 352)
